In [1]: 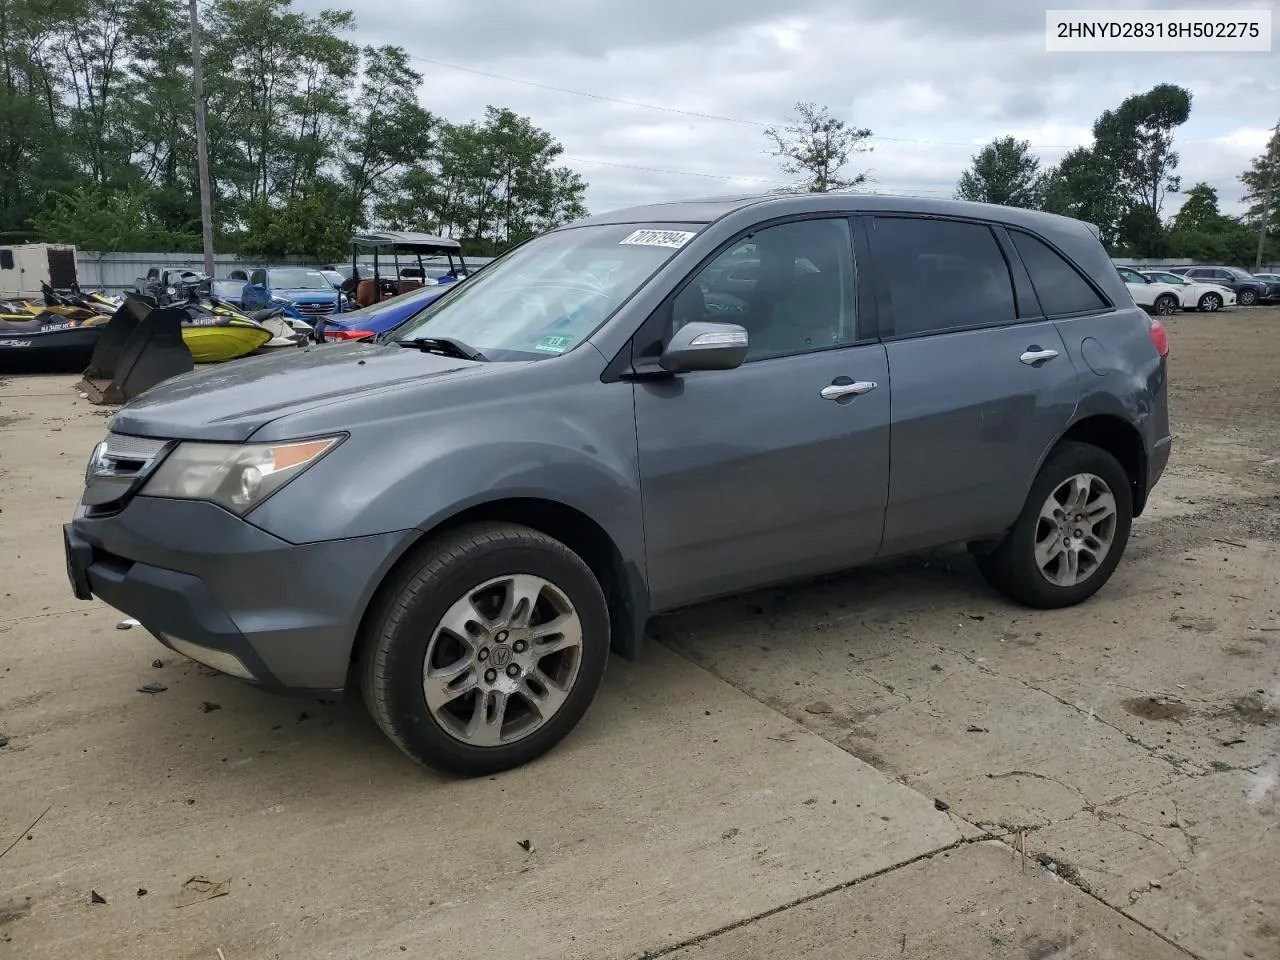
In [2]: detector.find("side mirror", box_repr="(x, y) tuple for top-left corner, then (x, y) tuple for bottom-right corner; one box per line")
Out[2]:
(659, 321), (749, 373)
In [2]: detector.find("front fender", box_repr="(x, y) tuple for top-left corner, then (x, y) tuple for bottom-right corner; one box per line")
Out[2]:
(244, 379), (645, 580)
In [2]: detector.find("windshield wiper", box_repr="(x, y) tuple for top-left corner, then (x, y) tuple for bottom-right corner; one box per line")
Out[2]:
(398, 336), (488, 362)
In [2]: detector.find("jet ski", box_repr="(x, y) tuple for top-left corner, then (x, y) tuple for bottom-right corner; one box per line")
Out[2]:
(159, 279), (274, 362)
(246, 307), (310, 350)
(0, 309), (110, 374)
(178, 300), (273, 362)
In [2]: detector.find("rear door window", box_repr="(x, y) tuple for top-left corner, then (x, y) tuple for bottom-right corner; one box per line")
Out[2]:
(871, 216), (1015, 337)
(1008, 230), (1109, 317)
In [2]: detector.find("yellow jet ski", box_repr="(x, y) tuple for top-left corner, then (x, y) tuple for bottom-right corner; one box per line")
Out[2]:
(179, 299), (272, 362)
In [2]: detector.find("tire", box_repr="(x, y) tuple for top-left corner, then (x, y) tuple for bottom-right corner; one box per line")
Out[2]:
(1238, 288), (1258, 306)
(359, 522), (610, 776)
(1153, 294), (1178, 316)
(975, 441), (1133, 609)
(1197, 292), (1222, 312)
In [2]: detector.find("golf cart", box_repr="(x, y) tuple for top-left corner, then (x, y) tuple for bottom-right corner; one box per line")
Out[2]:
(344, 231), (469, 309)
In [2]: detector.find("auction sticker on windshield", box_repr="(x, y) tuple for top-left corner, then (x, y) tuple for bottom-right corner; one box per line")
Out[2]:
(534, 334), (574, 354)
(619, 229), (696, 248)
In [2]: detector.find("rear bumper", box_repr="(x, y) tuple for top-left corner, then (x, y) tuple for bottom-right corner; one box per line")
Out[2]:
(66, 497), (414, 692)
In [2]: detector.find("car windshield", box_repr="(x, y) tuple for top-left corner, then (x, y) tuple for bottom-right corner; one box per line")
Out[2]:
(210, 280), (243, 298)
(270, 269), (331, 289)
(1154, 273), (1185, 284)
(390, 222), (702, 360)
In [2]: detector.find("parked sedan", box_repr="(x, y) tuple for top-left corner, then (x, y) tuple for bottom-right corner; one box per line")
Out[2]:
(1117, 266), (1182, 315)
(1139, 270), (1235, 312)
(66, 194), (1171, 776)
(1169, 265), (1278, 306)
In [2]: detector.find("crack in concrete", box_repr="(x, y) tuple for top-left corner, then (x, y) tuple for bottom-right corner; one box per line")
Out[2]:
(912, 632), (1205, 777)
(656, 640), (1211, 960)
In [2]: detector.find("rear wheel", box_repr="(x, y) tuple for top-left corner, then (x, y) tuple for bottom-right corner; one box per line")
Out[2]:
(1238, 288), (1258, 306)
(1197, 292), (1222, 312)
(1153, 294), (1178, 316)
(360, 522), (610, 776)
(975, 442), (1132, 609)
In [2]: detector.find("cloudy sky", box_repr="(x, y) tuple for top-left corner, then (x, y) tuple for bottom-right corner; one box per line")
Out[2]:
(303, 0), (1277, 217)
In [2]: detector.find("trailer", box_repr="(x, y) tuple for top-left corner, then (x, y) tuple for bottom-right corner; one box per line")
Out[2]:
(0, 243), (80, 300)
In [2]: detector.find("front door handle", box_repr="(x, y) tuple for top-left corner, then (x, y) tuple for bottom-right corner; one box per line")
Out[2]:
(1020, 347), (1059, 365)
(821, 381), (878, 400)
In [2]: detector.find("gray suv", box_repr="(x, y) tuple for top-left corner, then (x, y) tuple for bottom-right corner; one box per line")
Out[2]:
(64, 194), (1172, 775)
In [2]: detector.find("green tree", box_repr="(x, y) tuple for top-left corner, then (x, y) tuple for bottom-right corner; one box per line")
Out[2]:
(0, 0), (80, 237)
(341, 44), (435, 230)
(764, 101), (872, 193)
(955, 136), (1046, 207)
(32, 182), (198, 249)
(1040, 147), (1124, 246)
(1094, 84), (1191, 216)
(1239, 127), (1279, 266)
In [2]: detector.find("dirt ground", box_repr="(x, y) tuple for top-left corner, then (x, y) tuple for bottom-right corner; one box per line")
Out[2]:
(1, 308), (1278, 960)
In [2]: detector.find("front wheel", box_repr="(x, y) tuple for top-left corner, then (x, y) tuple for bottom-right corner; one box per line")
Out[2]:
(1153, 294), (1178, 316)
(1197, 292), (1222, 312)
(975, 442), (1133, 609)
(1238, 288), (1258, 306)
(360, 522), (610, 776)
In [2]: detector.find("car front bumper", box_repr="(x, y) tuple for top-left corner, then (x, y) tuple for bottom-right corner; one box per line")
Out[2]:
(66, 497), (414, 693)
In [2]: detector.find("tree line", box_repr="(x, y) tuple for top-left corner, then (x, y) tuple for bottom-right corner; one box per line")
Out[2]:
(763, 89), (1279, 267)
(0, 0), (589, 260)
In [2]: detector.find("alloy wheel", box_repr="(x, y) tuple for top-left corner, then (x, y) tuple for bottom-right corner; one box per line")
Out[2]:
(422, 574), (583, 747)
(1034, 473), (1118, 588)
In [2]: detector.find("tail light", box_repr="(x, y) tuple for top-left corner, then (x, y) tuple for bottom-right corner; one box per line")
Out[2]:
(1149, 319), (1169, 358)
(324, 329), (375, 342)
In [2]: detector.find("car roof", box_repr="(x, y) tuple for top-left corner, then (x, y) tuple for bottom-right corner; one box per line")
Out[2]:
(568, 191), (1101, 237)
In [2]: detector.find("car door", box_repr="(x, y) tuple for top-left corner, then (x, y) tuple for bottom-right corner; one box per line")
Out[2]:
(865, 215), (1080, 555)
(631, 216), (891, 612)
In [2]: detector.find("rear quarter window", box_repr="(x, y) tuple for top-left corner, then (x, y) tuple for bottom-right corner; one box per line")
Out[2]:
(1009, 231), (1109, 317)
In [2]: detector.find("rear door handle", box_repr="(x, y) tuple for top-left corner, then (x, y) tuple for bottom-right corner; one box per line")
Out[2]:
(821, 381), (878, 400)
(1020, 347), (1059, 365)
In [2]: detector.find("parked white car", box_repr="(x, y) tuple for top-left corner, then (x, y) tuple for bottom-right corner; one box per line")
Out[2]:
(1140, 270), (1236, 313)
(1116, 266), (1182, 316)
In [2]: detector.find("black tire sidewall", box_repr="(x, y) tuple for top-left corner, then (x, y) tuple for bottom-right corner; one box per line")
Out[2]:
(1199, 293), (1220, 311)
(981, 442), (1133, 608)
(369, 533), (610, 776)
(1156, 295), (1177, 315)
(1240, 289), (1257, 306)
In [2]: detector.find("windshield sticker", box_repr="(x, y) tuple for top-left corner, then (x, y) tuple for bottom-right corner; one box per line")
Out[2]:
(619, 229), (696, 249)
(534, 334), (574, 354)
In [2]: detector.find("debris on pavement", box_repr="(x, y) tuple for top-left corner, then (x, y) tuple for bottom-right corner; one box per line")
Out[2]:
(136, 683), (168, 694)
(116, 618), (140, 630)
(517, 839), (532, 852)
(0, 734), (9, 748)
(200, 702), (221, 714)
(175, 876), (231, 908)
(89, 891), (106, 905)
(966, 724), (988, 733)
(151, 659), (164, 668)
(804, 700), (834, 715)
(934, 799), (950, 812)
(136, 888), (147, 897)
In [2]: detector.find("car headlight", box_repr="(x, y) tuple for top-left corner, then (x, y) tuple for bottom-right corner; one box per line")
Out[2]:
(140, 436), (342, 514)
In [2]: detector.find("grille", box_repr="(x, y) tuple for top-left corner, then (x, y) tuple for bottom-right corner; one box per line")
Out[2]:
(293, 302), (335, 317)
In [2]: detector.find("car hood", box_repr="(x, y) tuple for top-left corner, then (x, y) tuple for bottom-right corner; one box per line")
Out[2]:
(107, 343), (485, 442)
